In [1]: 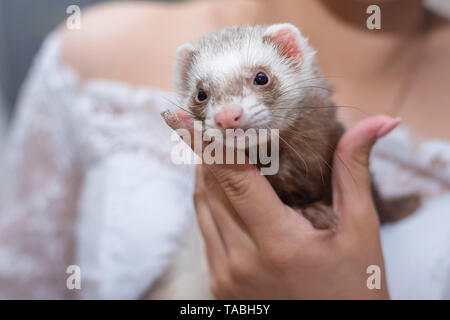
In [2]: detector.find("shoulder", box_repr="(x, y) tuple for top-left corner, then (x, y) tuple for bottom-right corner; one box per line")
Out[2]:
(424, 12), (450, 66)
(61, 1), (191, 88)
(400, 12), (450, 140)
(421, 12), (450, 102)
(60, 0), (257, 89)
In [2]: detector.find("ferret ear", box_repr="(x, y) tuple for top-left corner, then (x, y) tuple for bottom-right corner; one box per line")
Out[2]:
(174, 42), (196, 91)
(263, 23), (304, 60)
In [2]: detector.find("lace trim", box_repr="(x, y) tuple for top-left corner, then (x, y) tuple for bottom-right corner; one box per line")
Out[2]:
(0, 31), (195, 299)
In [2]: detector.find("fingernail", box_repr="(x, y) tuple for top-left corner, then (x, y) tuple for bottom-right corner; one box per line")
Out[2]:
(161, 109), (183, 130)
(376, 117), (401, 139)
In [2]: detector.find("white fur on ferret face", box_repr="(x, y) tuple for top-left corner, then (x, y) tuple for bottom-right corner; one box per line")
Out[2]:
(174, 24), (328, 132)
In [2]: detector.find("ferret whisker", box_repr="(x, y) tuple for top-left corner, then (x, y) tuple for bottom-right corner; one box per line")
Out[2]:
(321, 141), (358, 190)
(252, 117), (269, 125)
(273, 104), (368, 116)
(286, 85), (333, 93)
(268, 128), (309, 179)
(279, 128), (334, 186)
(278, 121), (357, 188)
(332, 105), (369, 116)
(248, 103), (262, 111)
(296, 136), (333, 172)
(246, 26), (255, 66)
(171, 96), (208, 119)
(268, 121), (331, 141)
(250, 109), (266, 118)
(269, 114), (355, 124)
(297, 138), (327, 185)
(162, 96), (196, 117)
(266, 113), (329, 125)
(295, 75), (345, 85)
(267, 125), (331, 185)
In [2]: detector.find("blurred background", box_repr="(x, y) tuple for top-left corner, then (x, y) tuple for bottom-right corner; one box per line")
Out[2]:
(0, 0), (184, 117)
(0, 0), (449, 125)
(0, 0), (448, 300)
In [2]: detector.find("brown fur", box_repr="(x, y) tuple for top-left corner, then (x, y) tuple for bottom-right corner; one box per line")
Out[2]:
(259, 112), (421, 229)
(176, 25), (421, 229)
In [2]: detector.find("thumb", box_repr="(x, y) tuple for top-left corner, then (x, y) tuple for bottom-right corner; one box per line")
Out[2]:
(332, 115), (400, 215)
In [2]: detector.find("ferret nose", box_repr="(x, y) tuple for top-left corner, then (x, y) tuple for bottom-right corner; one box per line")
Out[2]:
(214, 105), (243, 129)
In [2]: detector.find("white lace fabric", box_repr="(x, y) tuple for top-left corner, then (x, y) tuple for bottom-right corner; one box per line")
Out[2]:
(0, 32), (195, 299)
(0, 32), (449, 299)
(371, 128), (450, 299)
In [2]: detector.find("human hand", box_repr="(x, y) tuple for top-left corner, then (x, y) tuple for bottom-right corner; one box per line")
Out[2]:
(162, 110), (398, 299)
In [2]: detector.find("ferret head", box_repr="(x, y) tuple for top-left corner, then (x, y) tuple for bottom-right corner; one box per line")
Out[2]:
(174, 24), (331, 132)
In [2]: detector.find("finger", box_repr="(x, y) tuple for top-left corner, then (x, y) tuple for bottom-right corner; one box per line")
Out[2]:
(162, 110), (204, 162)
(165, 111), (255, 250)
(161, 109), (192, 130)
(194, 165), (227, 272)
(332, 115), (400, 217)
(206, 163), (310, 239)
(201, 166), (256, 252)
(162, 110), (310, 239)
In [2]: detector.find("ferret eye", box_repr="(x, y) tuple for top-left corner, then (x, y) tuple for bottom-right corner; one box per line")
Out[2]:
(253, 72), (269, 86)
(196, 89), (208, 102)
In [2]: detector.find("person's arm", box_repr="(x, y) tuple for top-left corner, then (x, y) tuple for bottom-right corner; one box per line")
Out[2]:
(163, 111), (398, 299)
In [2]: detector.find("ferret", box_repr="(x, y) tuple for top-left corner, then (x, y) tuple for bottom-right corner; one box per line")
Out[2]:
(149, 24), (420, 299)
